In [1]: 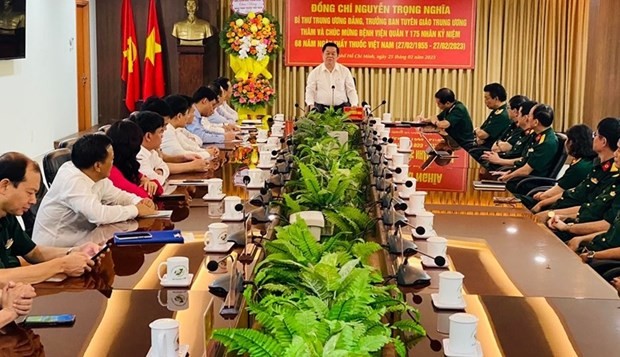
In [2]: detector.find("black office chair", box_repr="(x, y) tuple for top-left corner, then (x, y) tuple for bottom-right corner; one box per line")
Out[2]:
(43, 148), (71, 188)
(22, 171), (47, 237)
(509, 133), (568, 195)
(58, 137), (79, 149)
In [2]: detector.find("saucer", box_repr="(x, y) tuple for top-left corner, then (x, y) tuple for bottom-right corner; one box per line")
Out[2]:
(202, 193), (226, 201)
(422, 255), (450, 268)
(221, 213), (245, 222)
(147, 344), (189, 357)
(393, 178), (406, 184)
(442, 339), (482, 357)
(431, 293), (466, 310)
(256, 138), (267, 143)
(257, 163), (274, 169)
(204, 241), (235, 253)
(405, 209), (425, 217)
(160, 274), (194, 288)
(412, 229), (437, 240)
(397, 149), (413, 153)
(270, 133), (284, 138)
(399, 192), (413, 200)
(247, 183), (266, 189)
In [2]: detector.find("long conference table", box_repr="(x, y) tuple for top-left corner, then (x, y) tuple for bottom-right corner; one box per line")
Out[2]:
(7, 133), (620, 357)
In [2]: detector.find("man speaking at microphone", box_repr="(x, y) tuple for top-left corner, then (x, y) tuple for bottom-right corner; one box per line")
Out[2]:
(305, 42), (359, 113)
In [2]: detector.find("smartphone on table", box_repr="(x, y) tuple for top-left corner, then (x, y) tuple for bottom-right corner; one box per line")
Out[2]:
(22, 314), (76, 328)
(114, 232), (153, 240)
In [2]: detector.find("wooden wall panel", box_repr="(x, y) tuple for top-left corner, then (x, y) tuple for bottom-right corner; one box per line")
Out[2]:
(96, 0), (219, 124)
(583, 0), (620, 127)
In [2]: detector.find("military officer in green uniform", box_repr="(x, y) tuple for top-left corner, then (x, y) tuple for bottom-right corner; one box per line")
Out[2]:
(479, 101), (537, 170)
(491, 95), (529, 154)
(0, 152), (100, 283)
(474, 83), (512, 148)
(521, 124), (598, 211)
(419, 88), (475, 150)
(535, 118), (620, 215)
(498, 104), (558, 184)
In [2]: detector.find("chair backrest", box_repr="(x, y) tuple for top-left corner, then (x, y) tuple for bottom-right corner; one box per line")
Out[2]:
(43, 148), (71, 187)
(22, 170), (48, 237)
(549, 132), (568, 179)
(58, 137), (79, 149)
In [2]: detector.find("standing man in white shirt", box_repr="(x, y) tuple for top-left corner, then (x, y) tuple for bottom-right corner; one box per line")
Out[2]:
(305, 42), (359, 113)
(32, 135), (156, 247)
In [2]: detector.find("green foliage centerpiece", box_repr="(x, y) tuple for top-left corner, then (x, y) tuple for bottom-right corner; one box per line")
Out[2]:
(211, 109), (426, 356)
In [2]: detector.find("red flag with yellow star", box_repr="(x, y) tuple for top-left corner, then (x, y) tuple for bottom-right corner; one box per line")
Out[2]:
(121, 0), (140, 111)
(142, 0), (165, 99)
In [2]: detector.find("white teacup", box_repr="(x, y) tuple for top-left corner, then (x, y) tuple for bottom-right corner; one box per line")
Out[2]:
(398, 177), (417, 198)
(385, 143), (398, 158)
(448, 313), (478, 354)
(158, 289), (189, 311)
(438, 271), (464, 306)
(383, 112), (392, 122)
(399, 137), (412, 151)
(149, 318), (179, 357)
(394, 164), (409, 183)
(391, 153), (407, 167)
(259, 150), (273, 166)
(428, 236), (448, 261)
(158, 256), (189, 282)
(257, 129), (268, 141)
(407, 191), (427, 214)
(380, 129), (391, 142)
(207, 222), (228, 247)
(273, 113), (285, 122)
(223, 196), (244, 220)
(373, 123), (385, 133)
(414, 210), (434, 229)
(267, 136), (281, 147)
(206, 178), (223, 198)
(247, 168), (265, 187)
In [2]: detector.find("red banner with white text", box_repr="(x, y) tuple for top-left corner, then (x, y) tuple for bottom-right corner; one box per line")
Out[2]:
(390, 128), (469, 192)
(285, 0), (476, 69)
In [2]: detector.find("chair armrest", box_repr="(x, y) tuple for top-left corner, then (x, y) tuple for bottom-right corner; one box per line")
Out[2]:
(515, 176), (557, 191)
(526, 186), (554, 197)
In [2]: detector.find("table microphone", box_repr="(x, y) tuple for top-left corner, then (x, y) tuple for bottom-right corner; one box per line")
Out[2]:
(294, 103), (307, 114)
(206, 252), (238, 272)
(370, 100), (387, 115)
(331, 85), (335, 107)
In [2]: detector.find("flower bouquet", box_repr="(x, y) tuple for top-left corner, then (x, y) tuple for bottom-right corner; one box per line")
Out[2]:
(220, 12), (281, 61)
(230, 75), (276, 111)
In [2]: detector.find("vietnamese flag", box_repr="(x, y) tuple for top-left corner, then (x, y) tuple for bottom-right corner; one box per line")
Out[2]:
(142, 0), (165, 98)
(121, 0), (140, 111)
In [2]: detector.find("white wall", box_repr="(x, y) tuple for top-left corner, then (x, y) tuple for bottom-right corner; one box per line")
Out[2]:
(0, 0), (78, 158)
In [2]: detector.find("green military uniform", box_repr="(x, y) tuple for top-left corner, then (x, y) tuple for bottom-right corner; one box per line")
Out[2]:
(500, 129), (532, 160)
(554, 174), (620, 242)
(588, 210), (620, 251)
(0, 215), (37, 268)
(437, 101), (475, 149)
(478, 103), (511, 147)
(556, 158), (595, 191)
(552, 158), (617, 210)
(516, 157), (595, 210)
(513, 127), (559, 177)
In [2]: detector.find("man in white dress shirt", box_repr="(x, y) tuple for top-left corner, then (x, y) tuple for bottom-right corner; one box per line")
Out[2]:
(305, 42), (359, 113)
(132, 111), (210, 187)
(32, 135), (156, 247)
(0, 152), (102, 284)
(214, 77), (239, 123)
(161, 95), (219, 162)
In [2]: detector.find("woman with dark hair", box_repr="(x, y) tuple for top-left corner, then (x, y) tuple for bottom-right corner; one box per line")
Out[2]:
(523, 124), (597, 211)
(106, 120), (163, 198)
